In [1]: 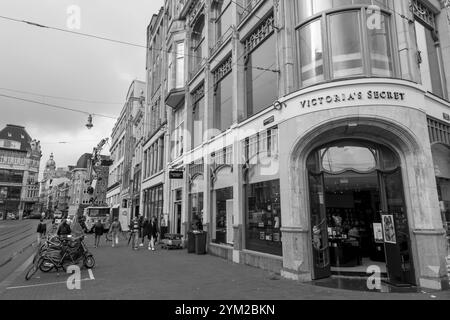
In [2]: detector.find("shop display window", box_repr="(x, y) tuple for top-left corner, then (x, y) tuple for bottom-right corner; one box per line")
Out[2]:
(246, 179), (282, 256)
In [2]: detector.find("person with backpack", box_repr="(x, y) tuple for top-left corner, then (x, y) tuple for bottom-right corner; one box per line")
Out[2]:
(36, 218), (47, 244)
(93, 219), (104, 248)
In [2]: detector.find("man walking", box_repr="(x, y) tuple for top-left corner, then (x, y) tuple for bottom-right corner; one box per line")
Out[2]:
(36, 218), (47, 244)
(146, 216), (159, 251)
(93, 219), (104, 248)
(109, 218), (121, 248)
(130, 216), (140, 250)
(141, 217), (149, 247)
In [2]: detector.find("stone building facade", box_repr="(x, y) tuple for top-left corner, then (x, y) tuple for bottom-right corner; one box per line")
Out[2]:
(0, 124), (41, 219)
(139, 0), (450, 290)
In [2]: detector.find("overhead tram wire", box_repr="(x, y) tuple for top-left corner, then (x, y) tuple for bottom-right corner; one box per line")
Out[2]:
(0, 87), (124, 105)
(0, 93), (117, 120)
(0, 9), (281, 123)
(0, 14), (278, 74)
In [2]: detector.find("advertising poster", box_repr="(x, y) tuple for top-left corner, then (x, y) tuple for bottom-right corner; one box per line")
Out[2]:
(373, 223), (383, 243)
(382, 215), (397, 244)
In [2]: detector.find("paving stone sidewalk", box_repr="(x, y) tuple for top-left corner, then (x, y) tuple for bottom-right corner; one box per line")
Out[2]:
(1, 235), (449, 300)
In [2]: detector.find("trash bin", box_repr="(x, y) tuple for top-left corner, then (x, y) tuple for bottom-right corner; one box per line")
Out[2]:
(187, 231), (195, 253)
(194, 231), (207, 255)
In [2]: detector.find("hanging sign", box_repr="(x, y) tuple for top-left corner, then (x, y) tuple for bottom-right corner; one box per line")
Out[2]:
(169, 170), (184, 179)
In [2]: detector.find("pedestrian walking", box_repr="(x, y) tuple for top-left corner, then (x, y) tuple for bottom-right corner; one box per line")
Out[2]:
(93, 219), (104, 248)
(141, 217), (149, 247)
(130, 216), (140, 250)
(145, 216), (159, 251)
(138, 215), (145, 247)
(36, 218), (47, 244)
(109, 218), (121, 247)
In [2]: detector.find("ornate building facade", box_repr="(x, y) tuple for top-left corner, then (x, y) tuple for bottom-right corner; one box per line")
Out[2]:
(138, 0), (450, 290)
(0, 124), (41, 219)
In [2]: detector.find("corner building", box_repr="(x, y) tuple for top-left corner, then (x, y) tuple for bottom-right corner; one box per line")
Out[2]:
(146, 0), (450, 290)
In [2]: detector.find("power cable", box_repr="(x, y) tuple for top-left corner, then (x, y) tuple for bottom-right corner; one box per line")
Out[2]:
(0, 93), (117, 119)
(0, 87), (124, 105)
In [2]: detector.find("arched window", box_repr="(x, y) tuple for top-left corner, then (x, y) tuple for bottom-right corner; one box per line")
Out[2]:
(307, 140), (400, 174)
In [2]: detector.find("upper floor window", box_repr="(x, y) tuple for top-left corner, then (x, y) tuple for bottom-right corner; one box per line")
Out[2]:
(191, 15), (207, 75)
(176, 42), (185, 88)
(214, 0), (232, 41)
(192, 85), (205, 149)
(172, 102), (185, 160)
(168, 42), (185, 90)
(296, 0), (389, 22)
(244, 14), (278, 118)
(214, 56), (233, 133)
(297, 1), (394, 88)
(412, 0), (445, 98)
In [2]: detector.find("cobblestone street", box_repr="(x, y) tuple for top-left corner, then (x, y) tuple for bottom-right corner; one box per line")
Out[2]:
(1, 235), (449, 300)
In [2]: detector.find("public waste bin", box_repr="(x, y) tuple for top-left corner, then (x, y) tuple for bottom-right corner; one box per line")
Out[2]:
(194, 231), (207, 255)
(187, 231), (195, 253)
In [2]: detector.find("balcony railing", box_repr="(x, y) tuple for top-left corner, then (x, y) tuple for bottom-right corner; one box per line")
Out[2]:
(238, 0), (265, 24)
(210, 27), (234, 57)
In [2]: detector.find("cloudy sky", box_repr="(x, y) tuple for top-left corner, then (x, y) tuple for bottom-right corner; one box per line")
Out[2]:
(0, 0), (163, 179)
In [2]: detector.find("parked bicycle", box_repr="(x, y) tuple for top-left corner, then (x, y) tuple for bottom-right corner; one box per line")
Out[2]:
(25, 235), (95, 280)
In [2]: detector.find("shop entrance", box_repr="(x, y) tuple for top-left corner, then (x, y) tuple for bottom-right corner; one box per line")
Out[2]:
(307, 140), (415, 286)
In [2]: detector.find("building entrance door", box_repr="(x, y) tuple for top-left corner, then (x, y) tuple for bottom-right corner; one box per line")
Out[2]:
(307, 140), (415, 286)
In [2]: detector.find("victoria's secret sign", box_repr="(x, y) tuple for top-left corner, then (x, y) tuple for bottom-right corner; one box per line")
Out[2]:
(299, 90), (406, 109)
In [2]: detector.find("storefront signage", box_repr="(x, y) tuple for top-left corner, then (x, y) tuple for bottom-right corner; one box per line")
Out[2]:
(299, 90), (406, 109)
(169, 170), (184, 180)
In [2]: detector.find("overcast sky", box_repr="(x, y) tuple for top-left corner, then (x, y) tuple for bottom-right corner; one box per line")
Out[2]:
(0, 0), (163, 179)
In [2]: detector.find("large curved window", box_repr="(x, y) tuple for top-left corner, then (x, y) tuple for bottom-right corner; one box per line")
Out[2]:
(296, 0), (395, 87)
(307, 140), (400, 173)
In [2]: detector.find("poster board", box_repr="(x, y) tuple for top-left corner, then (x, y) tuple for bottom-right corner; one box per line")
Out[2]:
(382, 215), (397, 244)
(373, 223), (384, 243)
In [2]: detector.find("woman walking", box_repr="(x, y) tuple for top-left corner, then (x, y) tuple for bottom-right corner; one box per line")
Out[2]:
(93, 219), (104, 248)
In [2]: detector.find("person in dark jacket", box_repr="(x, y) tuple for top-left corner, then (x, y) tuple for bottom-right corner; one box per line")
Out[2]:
(57, 219), (71, 237)
(145, 216), (159, 251)
(93, 219), (104, 248)
(130, 216), (140, 250)
(140, 217), (149, 247)
(36, 218), (47, 244)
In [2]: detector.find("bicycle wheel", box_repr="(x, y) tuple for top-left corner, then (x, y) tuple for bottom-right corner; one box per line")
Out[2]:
(25, 265), (38, 281)
(105, 233), (112, 242)
(39, 259), (54, 273)
(25, 257), (42, 280)
(83, 255), (95, 269)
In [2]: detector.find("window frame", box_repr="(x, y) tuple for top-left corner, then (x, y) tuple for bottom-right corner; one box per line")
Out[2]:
(214, 0), (233, 41)
(295, 4), (397, 89)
